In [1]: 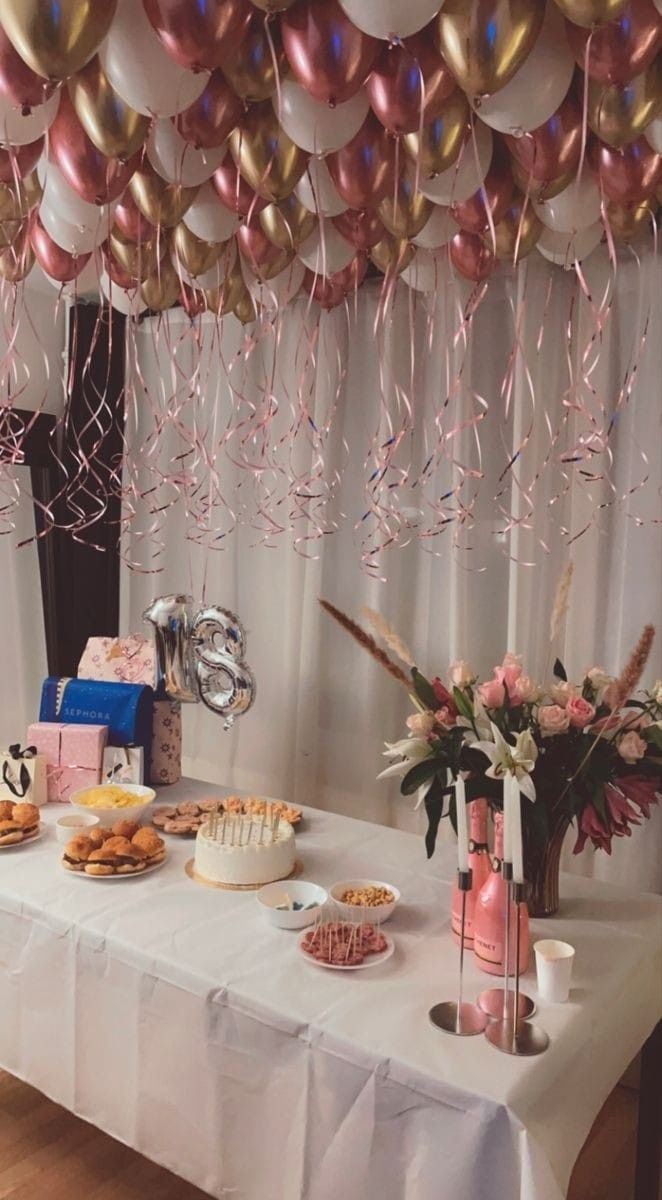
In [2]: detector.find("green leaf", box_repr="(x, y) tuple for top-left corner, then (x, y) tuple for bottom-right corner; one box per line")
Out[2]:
(448, 790), (457, 836)
(411, 668), (438, 711)
(424, 776), (446, 859)
(401, 757), (442, 796)
(452, 686), (474, 723)
(643, 725), (662, 750)
(553, 658), (567, 682)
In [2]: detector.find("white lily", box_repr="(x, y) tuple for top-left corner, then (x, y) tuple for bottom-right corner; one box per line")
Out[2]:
(457, 693), (492, 744)
(472, 722), (538, 801)
(377, 737), (431, 780)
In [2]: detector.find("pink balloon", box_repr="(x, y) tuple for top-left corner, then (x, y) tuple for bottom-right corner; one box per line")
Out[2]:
(0, 25), (57, 111)
(451, 154), (514, 233)
(326, 114), (397, 210)
(506, 96), (582, 183)
(143, 0), (251, 71)
(332, 207), (385, 249)
(591, 136), (662, 201)
(213, 159), (267, 216)
(566, 0), (662, 86)
(332, 250), (368, 292)
(237, 219), (286, 273)
(450, 230), (496, 282)
(366, 33), (455, 135)
(282, 0), (379, 106)
(180, 282), (206, 318)
(49, 92), (139, 205)
(176, 71), (243, 150)
(0, 136), (43, 184)
(113, 191), (154, 241)
(30, 217), (91, 282)
(302, 266), (345, 309)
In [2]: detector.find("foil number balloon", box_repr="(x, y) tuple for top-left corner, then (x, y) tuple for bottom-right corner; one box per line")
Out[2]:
(143, 594), (256, 726)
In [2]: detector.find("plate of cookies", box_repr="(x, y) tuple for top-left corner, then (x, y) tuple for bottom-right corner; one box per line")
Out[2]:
(152, 796), (303, 837)
(62, 819), (167, 878)
(0, 801), (42, 848)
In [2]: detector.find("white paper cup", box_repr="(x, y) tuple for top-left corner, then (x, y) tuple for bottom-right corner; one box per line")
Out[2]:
(534, 939), (575, 1003)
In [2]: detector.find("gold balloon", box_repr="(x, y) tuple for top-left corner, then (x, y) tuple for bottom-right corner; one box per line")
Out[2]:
(436, 0), (544, 98)
(109, 228), (163, 281)
(69, 57), (150, 162)
(370, 234), (415, 276)
(250, 0), (296, 9)
(587, 60), (662, 149)
(230, 103), (308, 203)
(172, 223), (223, 277)
(403, 89), (469, 178)
(488, 196), (541, 262)
(378, 177), (433, 240)
(0, 181), (23, 222)
(204, 255), (245, 317)
(0, 223), (34, 282)
(606, 198), (658, 242)
(22, 170), (42, 211)
(222, 32), (286, 102)
(141, 259), (180, 312)
(0, 0), (118, 81)
(259, 194), (316, 249)
(510, 160), (575, 202)
(130, 167), (198, 229)
(550, 0), (628, 29)
(233, 287), (257, 325)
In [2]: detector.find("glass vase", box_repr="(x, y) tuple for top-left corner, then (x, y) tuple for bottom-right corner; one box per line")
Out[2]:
(524, 811), (570, 918)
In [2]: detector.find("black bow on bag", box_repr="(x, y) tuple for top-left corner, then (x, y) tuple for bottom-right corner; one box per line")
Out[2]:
(2, 745), (36, 798)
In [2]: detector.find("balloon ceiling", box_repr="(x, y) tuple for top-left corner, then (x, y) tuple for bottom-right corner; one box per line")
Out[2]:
(0, 0), (659, 570)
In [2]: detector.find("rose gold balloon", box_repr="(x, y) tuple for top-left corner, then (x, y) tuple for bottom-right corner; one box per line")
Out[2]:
(606, 195), (658, 239)
(302, 266), (345, 309)
(402, 89), (469, 178)
(237, 218), (293, 278)
(143, 0), (251, 71)
(213, 159), (267, 216)
(378, 175), (433, 239)
(436, 0), (545, 97)
(176, 71), (243, 150)
(366, 33), (455, 136)
(180, 283), (206, 318)
(259, 194), (316, 249)
(130, 162), (198, 226)
(0, 25), (56, 109)
(587, 59), (662, 148)
(220, 10), (286, 102)
(506, 96), (582, 182)
(450, 229), (496, 281)
(69, 56), (150, 162)
(49, 91), (139, 205)
(451, 155), (514, 232)
(333, 251), (368, 293)
(114, 190), (155, 242)
(326, 114), (397, 210)
(0, 0), (118, 82)
(30, 216), (91, 281)
(552, 0), (631, 30)
(101, 241), (138, 288)
(510, 158), (576, 201)
(566, 0), (662, 85)
(369, 233), (415, 275)
(172, 221), (223, 276)
(229, 102), (308, 202)
(332, 207), (385, 249)
(0, 137), (43, 184)
(281, 0), (379, 106)
(488, 194), (541, 261)
(592, 135), (662, 200)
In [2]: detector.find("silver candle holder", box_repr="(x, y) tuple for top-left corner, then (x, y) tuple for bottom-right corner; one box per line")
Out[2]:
(485, 882), (549, 1057)
(429, 868), (488, 1037)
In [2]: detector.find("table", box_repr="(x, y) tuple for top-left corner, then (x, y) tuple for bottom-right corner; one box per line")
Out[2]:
(0, 780), (660, 1200)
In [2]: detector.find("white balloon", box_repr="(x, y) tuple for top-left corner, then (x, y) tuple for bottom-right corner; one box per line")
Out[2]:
(39, 202), (109, 255)
(534, 174), (602, 232)
(537, 221), (604, 267)
(246, 258), (305, 312)
(476, 4), (574, 135)
(654, 0), (662, 12)
(295, 158), (347, 217)
(0, 89), (59, 146)
(645, 115), (662, 153)
(276, 80), (369, 155)
(298, 222), (355, 274)
(38, 160), (115, 232)
(338, 0), (443, 39)
(419, 122), (493, 205)
(401, 246), (449, 292)
(99, 0), (208, 118)
(413, 204), (455, 248)
(147, 120), (225, 187)
(100, 270), (146, 316)
(183, 182), (238, 242)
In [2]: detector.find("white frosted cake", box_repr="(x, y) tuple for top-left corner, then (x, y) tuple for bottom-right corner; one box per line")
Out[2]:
(194, 813), (296, 886)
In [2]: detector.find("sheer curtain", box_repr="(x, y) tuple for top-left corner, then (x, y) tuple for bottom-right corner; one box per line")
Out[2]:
(121, 246), (662, 894)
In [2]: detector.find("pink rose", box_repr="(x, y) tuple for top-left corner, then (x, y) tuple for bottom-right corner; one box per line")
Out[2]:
(478, 678), (506, 708)
(565, 695), (596, 729)
(549, 681), (576, 707)
(511, 674), (539, 705)
(495, 652), (523, 693)
(617, 730), (647, 764)
(538, 704), (570, 736)
(434, 706), (456, 728)
(406, 712), (435, 739)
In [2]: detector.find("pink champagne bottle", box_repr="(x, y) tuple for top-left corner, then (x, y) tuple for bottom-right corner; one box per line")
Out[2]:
(473, 810), (529, 976)
(451, 799), (491, 949)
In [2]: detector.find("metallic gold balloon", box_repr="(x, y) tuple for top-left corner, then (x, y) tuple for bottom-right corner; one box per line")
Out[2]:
(370, 234), (414, 275)
(488, 195), (541, 262)
(172, 222), (223, 277)
(0, 0), (118, 81)
(233, 287), (257, 324)
(69, 56), (150, 162)
(230, 103), (308, 203)
(436, 0), (544, 98)
(221, 11), (286, 102)
(0, 180), (25, 222)
(403, 89), (469, 178)
(141, 258), (181, 312)
(510, 159), (575, 202)
(250, 0), (296, 9)
(130, 166), (198, 229)
(550, 0), (628, 30)
(0, 222), (34, 282)
(587, 58), (662, 149)
(109, 228), (163, 281)
(259, 194), (316, 249)
(378, 177), (433, 239)
(204, 252), (244, 316)
(606, 196), (658, 241)
(22, 170), (42, 211)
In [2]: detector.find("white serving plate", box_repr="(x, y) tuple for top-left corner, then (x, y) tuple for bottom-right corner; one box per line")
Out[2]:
(298, 931), (395, 971)
(61, 857), (167, 880)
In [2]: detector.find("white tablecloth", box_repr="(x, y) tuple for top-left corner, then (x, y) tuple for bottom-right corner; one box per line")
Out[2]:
(0, 780), (660, 1200)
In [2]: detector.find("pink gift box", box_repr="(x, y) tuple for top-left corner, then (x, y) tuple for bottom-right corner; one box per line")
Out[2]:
(27, 721), (107, 802)
(56, 766), (100, 802)
(60, 724), (107, 772)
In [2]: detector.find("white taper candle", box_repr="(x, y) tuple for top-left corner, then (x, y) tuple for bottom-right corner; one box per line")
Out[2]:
(455, 774), (469, 872)
(511, 776), (524, 884)
(502, 774), (512, 865)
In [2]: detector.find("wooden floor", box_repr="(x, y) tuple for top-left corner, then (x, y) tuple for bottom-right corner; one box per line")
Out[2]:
(0, 1070), (639, 1200)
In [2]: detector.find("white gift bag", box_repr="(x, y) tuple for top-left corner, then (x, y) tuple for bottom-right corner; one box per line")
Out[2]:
(102, 745), (144, 786)
(0, 747), (48, 807)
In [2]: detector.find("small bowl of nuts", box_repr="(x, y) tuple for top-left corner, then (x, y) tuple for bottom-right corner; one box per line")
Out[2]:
(329, 879), (400, 923)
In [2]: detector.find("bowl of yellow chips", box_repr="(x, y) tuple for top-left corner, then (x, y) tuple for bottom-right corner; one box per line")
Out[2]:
(69, 783), (156, 826)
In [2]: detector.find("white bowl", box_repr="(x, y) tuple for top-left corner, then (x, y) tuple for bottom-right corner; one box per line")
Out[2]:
(329, 879), (401, 923)
(257, 881), (328, 930)
(69, 782), (156, 827)
(55, 812), (101, 844)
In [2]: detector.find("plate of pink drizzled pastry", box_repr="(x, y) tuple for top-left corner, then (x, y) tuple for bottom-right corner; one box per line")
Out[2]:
(299, 921), (394, 971)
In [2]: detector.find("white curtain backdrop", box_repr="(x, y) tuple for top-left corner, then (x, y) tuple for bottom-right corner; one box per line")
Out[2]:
(120, 246), (662, 893)
(0, 491), (47, 749)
